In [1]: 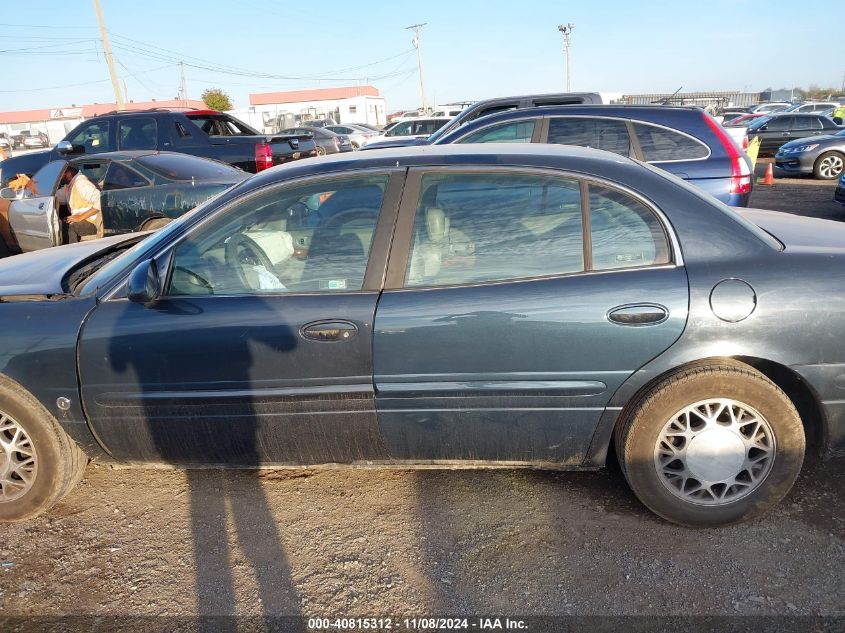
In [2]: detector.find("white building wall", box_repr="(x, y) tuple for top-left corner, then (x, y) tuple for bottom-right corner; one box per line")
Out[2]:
(247, 95), (386, 132)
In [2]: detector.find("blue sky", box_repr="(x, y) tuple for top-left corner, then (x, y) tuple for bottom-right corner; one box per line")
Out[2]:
(2, 0), (841, 112)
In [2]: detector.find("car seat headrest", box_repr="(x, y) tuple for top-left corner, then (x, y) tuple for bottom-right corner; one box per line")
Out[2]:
(425, 207), (449, 243)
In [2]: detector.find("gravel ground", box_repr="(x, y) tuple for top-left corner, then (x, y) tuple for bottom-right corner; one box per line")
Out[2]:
(1, 459), (843, 621)
(1, 159), (844, 627)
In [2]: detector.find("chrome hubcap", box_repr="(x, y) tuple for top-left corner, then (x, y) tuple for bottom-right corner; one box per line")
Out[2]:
(820, 156), (844, 178)
(654, 399), (775, 506)
(0, 412), (37, 502)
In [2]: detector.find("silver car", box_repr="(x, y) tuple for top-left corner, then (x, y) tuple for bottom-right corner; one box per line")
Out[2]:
(323, 124), (378, 149)
(775, 128), (845, 180)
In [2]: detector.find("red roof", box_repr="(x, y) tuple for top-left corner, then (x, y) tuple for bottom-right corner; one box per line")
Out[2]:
(249, 86), (379, 106)
(0, 99), (207, 125)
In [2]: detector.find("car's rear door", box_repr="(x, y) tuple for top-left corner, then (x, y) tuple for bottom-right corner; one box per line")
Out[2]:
(373, 167), (689, 465)
(8, 159), (67, 252)
(77, 170), (404, 466)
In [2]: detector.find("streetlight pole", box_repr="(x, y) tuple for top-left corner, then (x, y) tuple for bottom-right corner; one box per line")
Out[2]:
(92, 0), (124, 110)
(557, 23), (575, 92)
(406, 23), (428, 112)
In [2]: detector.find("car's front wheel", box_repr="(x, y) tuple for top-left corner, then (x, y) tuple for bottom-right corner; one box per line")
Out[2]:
(616, 362), (805, 527)
(0, 378), (88, 522)
(814, 151), (845, 180)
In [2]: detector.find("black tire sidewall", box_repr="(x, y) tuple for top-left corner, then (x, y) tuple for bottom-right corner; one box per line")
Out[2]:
(0, 383), (65, 522)
(622, 368), (805, 527)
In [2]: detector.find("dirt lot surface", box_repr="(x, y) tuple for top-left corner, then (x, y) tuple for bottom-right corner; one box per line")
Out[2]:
(1, 161), (844, 628)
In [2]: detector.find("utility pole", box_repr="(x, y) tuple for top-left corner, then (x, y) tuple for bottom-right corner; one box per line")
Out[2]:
(557, 23), (575, 92)
(406, 23), (428, 112)
(178, 61), (188, 106)
(92, 0), (124, 110)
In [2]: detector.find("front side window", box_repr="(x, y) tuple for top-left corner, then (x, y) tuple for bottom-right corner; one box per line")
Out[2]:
(386, 121), (414, 137)
(118, 118), (158, 150)
(634, 123), (709, 161)
(26, 160), (67, 197)
(762, 117), (792, 132)
(405, 172), (583, 287)
(168, 175), (388, 296)
(457, 120), (535, 144)
(68, 121), (111, 152)
(547, 117), (632, 156)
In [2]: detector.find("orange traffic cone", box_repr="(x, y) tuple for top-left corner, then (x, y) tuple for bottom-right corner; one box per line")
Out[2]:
(761, 162), (774, 186)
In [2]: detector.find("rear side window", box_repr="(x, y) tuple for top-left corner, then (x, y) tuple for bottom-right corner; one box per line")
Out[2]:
(186, 114), (256, 137)
(590, 186), (670, 270)
(136, 154), (242, 180)
(548, 117), (631, 156)
(118, 117), (158, 150)
(457, 120), (535, 144)
(794, 117), (822, 131)
(102, 163), (150, 190)
(405, 172), (584, 287)
(634, 123), (709, 161)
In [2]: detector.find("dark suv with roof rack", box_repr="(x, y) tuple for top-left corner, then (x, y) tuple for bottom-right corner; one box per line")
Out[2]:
(0, 108), (318, 186)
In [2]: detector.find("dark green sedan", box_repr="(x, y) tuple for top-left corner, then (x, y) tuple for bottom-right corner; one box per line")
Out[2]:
(0, 151), (247, 254)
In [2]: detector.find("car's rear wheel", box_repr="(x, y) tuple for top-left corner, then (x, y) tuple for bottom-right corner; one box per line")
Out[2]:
(0, 378), (87, 522)
(616, 362), (805, 527)
(814, 151), (845, 180)
(315, 145), (327, 156)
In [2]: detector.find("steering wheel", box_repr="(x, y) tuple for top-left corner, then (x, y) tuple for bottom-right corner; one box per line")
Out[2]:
(224, 233), (277, 290)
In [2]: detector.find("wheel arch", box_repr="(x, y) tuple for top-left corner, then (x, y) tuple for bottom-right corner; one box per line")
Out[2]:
(587, 355), (827, 467)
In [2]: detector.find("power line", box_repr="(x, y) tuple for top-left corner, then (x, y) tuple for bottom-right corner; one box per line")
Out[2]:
(0, 63), (175, 94)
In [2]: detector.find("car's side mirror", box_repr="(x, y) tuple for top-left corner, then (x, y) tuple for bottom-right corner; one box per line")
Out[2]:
(759, 125), (768, 131)
(56, 140), (74, 154)
(127, 259), (161, 305)
(0, 187), (18, 200)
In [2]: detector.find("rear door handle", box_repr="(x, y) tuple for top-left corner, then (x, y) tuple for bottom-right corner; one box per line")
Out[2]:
(300, 320), (358, 342)
(38, 203), (45, 210)
(607, 304), (669, 326)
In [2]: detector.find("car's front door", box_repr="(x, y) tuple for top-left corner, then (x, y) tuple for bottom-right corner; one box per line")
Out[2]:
(77, 170), (403, 466)
(758, 116), (794, 153)
(8, 159), (67, 252)
(373, 168), (689, 464)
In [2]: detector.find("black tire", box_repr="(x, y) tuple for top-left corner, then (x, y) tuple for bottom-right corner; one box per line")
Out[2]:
(0, 377), (88, 522)
(141, 217), (172, 231)
(813, 151), (845, 180)
(616, 361), (805, 527)
(315, 145), (327, 156)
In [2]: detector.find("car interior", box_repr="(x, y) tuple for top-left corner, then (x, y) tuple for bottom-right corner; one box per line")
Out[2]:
(168, 177), (387, 296)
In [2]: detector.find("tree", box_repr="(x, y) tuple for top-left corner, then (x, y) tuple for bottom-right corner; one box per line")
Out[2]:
(201, 88), (233, 111)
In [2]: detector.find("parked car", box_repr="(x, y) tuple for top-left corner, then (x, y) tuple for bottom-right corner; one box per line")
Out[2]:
(361, 117), (452, 150)
(783, 102), (840, 114)
(0, 134), (10, 151)
(746, 113), (842, 156)
(0, 151), (246, 253)
(748, 102), (791, 114)
(431, 105), (753, 206)
(280, 126), (353, 155)
(22, 133), (49, 149)
(0, 109), (317, 187)
(11, 130), (47, 149)
(775, 128), (845, 180)
(323, 124), (378, 148)
(2, 143), (844, 527)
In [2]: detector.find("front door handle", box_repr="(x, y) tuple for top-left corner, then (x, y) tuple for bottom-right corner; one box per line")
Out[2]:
(301, 320), (358, 342)
(608, 304), (669, 326)
(38, 203), (45, 210)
